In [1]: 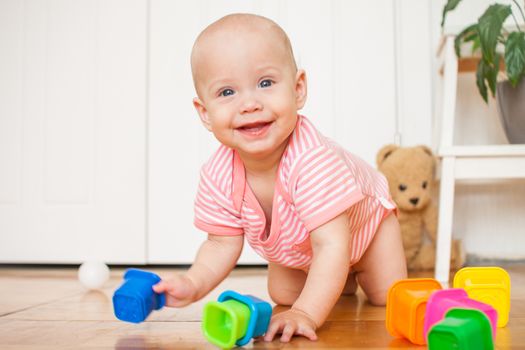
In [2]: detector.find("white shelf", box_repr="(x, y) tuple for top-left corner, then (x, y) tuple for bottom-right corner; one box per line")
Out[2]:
(438, 144), (525, 157)
(434, 36), (525, 284)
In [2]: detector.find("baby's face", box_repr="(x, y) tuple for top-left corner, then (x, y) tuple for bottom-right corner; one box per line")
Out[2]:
(192, 26), (306, 160)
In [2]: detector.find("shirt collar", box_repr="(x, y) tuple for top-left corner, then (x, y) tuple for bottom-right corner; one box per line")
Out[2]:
(232, 150), (246, 212)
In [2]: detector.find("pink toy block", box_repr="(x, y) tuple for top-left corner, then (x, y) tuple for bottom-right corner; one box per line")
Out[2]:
(424, 288), (498, 339)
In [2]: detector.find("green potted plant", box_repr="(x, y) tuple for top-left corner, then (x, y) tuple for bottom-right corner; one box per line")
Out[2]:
(441, 0), (525, 143)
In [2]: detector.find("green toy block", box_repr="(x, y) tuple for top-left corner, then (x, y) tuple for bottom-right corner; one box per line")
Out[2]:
(202, 299), (251, 349)
(428, 308), (494, 350)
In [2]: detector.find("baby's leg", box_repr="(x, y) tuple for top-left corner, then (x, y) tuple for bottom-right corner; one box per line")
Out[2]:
(267, 262), (307, 306)
(352, 213), (407, 305)
(342, 272), (358, 295)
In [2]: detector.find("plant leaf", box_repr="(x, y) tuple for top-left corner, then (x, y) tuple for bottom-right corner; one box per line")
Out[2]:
(476, 59), (489, 103)
(454, 23), (478, 57)
(464, 32), (479, 42)
(477, 4), (512, 64)
(441, 0), (463, 28)
(505, 31), (525, 87)
(487, 54), (500, 97)
(471, 36), (481, 55)
(476, 54), (500, 103)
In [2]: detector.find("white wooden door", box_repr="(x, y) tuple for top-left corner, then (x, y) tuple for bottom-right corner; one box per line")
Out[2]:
(148, 0), (402, 264)
(0, 0), (148, 263)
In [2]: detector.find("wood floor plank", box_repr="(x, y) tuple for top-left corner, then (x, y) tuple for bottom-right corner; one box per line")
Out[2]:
(0, 265), (524, 349)
(0, 268), (86, 316)
(2, 268), (270, 322)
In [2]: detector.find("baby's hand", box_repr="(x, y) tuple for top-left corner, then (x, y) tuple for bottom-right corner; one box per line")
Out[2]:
(152, 275), (197, 307)
(263, 308), (318, 343)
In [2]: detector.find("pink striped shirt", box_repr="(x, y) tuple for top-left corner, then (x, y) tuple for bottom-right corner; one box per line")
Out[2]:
(194, 115), (396, 269)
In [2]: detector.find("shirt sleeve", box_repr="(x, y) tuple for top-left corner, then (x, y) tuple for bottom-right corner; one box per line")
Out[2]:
(194, 170), (244, 236)
(289, 145), (365, 232)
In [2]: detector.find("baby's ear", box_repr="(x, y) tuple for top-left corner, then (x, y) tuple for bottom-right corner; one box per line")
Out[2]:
(193, 97), (212, 131)
(295, 69), (307, 110)
(376, 144), (398, 168)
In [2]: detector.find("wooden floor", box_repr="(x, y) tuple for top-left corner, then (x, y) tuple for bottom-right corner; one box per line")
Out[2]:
(0, 265), (524, 349)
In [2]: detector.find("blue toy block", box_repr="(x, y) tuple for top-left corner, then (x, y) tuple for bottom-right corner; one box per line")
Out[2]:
(112, 269), (166, 323)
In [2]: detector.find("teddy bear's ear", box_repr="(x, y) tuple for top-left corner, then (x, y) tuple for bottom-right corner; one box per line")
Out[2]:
(418, 145), (437, 172)
(418, 145), (434, 157)
(376, 144), (399, 167)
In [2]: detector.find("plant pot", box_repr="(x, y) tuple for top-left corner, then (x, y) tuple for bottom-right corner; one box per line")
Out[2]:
(496, 79), (525, 144)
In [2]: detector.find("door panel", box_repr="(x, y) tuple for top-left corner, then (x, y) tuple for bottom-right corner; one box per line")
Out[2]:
(0, 0), (148, 263)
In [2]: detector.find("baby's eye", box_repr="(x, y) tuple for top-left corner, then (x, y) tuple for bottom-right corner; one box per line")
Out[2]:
(219, 89), (235, 97)
(259, 79), (273, 88)
(398, 184), (407, 191)
(422, 181), (428, 189)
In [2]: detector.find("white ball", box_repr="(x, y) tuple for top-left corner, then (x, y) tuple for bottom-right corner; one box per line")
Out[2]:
(78, 261), (110, 290)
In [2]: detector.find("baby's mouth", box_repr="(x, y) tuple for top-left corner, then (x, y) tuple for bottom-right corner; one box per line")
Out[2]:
(237, 121), (272, 134)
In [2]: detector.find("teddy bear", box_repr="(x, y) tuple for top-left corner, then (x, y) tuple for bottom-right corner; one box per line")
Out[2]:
(376, 144), (464, 270)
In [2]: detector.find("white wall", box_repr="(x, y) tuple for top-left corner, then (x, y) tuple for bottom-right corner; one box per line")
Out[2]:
(0, 0), (523, 264)
(147, 0), (401, 263)
(149, 0), (525, 263)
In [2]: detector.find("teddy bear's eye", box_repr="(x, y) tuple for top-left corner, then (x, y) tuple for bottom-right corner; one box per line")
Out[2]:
(422, 181), (428, 189)
(398, 184), (407, 191)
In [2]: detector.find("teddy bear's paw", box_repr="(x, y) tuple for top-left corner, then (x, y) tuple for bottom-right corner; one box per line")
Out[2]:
(451, 239), (466, 269)
(407, 244), (436, 271)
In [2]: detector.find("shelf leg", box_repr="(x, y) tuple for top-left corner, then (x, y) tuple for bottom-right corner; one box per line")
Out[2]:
(435, 156), (455, 286)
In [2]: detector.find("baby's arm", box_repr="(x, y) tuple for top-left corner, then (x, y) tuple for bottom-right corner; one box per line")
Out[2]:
(153, 234), (243, 307)
(264, 212), (351, 341)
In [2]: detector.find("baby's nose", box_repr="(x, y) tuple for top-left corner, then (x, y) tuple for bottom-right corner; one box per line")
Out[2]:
(240, 94), (262, 114)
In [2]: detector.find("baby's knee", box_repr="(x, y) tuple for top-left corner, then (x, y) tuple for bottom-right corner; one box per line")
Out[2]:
(362, 270), (407, 306)
(267, 263), (306, 306)
(268, 285), (300, 306)
(367, 289), (387, 306)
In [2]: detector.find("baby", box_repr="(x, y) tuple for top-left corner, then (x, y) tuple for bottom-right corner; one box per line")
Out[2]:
(153, 13), (407, 342)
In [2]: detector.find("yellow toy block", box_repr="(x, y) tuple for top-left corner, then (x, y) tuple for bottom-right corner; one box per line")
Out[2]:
(453, 267), (511, 327)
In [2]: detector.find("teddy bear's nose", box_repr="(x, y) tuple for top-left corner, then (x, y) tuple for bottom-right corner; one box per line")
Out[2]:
(409, 197), (419, 205)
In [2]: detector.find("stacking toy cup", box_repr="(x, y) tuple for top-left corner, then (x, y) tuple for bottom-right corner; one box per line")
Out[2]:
(428, 308), (494, 350)
(453, 266), (511, 327)
(112, 269), (165, 323)
(386, 278), (442, 345)
(424, 288), (497, 339)
(202, 290), (272, 349)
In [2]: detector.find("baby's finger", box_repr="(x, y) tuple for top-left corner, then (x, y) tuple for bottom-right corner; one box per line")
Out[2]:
(264, 319), (284, 342)
(297, 325), (318, 341)
(252, 336), (265, 343)
(152, 281), (168, 293)
(279, 322), (296, 343)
